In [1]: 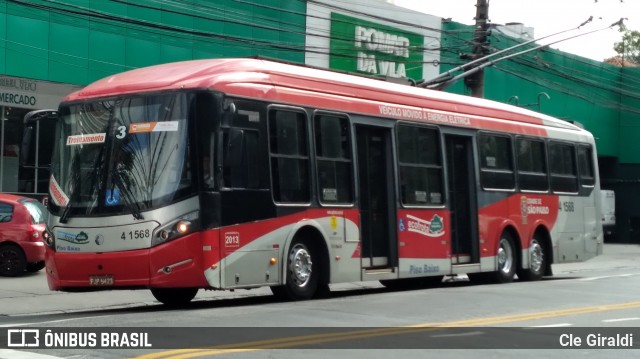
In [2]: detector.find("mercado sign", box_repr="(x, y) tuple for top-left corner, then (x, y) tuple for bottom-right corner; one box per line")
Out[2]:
(329, 12), (424, 81)
(0, 75), (81, 110)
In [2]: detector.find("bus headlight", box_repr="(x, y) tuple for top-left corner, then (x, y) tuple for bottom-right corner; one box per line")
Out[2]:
(152, 212), (198, 247)
(176, 220), (191, 234)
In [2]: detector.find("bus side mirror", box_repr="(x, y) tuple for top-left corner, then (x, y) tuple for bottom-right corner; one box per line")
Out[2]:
(21, 109), (57, 167)
(225, 128), (244, 167)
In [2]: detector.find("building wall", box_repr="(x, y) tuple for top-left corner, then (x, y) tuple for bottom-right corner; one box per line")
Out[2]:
(442, 20), (640, 243)
(441, 20), (623, 159)
(3, 0), (640, 243)
(0, 0), (306, 195)
(0, 0), (307, 85)
(305, 0), (441, 82)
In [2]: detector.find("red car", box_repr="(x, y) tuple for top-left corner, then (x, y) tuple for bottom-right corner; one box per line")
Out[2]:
(0, 194), (48, 276)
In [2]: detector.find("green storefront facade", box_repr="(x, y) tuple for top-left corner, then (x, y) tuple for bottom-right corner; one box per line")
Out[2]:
(441, 20), (640, 243)
(0, 0), (306, 83)
(2, 0), (640, 242)
(0, 0), (307, 197)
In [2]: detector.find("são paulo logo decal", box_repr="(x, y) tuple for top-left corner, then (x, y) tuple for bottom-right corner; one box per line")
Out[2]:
(404, 214), (445, 237)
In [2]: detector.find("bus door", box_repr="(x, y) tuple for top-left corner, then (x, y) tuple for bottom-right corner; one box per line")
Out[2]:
(356, 125), (397, 269)
(444, 134), (480, 265)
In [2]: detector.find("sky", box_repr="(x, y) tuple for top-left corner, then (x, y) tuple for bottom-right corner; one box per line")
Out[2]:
(390, 0), (638, 61)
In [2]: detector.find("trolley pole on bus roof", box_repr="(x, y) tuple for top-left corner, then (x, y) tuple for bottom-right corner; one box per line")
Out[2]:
(466, 0), (490, 98)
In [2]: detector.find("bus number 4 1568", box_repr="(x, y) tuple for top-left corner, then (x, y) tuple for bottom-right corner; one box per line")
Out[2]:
(121, 230), (151, 240)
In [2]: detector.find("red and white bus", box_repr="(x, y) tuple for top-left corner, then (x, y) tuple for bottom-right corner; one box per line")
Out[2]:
(41, 58), (603, 305)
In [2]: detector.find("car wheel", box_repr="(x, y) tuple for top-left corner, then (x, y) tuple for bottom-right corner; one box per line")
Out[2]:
(0, 244), (26, 277)
(150, 288), (198, 307)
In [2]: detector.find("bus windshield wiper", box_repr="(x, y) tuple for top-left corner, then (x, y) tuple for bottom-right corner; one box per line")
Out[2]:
(59, 200), (73, 224)
(59, 180), (79, 224)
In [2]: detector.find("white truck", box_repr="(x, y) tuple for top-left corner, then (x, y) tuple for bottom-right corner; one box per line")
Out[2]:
(601, 189), (616, 241)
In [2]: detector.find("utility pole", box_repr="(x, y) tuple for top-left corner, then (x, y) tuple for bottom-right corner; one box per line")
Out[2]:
(465, 0), (489, 98)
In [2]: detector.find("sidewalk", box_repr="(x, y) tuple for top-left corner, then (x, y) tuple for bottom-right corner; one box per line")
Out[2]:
(1, 243), (639, 318)
(552, 243), (640, 273)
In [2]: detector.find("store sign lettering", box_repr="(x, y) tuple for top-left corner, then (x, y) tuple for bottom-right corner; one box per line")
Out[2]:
(0, 77), (38, 106)
(0, 93), (37, 106)
(355, 26), (409, 78)
(0, 77), (38, 92)
(329, 13), (423, 81)
(355, 26), (410, 57)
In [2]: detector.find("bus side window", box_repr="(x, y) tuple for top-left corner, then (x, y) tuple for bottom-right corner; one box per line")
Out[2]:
(577, 144), (595, 187)
(222, 128), (259, 189)
(548, 141), (579, 193)
(397, 124), (443, 205)
(314, 114), (353, 204)
(268, 109), (310, 203)
(516, 137), (549, 191)
(479, 133), (515, 190)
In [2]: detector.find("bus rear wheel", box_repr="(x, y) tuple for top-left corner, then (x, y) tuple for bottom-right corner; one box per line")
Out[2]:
(271, 238), (320, 300)
(151, 287), (198, 306)
(518, 236), (546, 281)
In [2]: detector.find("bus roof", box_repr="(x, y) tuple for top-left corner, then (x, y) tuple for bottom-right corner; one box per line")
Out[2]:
(65, 58), (584, 133)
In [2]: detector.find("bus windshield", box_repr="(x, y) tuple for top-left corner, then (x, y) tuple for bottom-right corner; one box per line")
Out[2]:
(49, 92), (194, 218)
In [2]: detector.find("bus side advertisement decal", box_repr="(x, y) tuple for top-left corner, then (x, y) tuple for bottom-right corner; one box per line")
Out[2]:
(402, 214), (445, 238)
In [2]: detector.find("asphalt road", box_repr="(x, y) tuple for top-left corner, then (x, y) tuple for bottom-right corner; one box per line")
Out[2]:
(1, 243), (640, 359)
(2, 243), (639, 317)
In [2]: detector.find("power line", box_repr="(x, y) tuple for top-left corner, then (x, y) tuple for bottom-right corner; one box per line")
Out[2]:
(3, 0), (638, 117)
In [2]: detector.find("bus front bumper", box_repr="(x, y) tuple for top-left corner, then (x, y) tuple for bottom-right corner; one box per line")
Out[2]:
(44, 232), (209, 291)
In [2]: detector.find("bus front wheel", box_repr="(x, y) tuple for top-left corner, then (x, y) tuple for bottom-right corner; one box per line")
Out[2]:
(151, 287), (198, 306)
(271, 238), (320, 300)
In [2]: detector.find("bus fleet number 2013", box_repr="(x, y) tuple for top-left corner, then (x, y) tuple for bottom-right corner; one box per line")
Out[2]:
(121, 229), (151, 240)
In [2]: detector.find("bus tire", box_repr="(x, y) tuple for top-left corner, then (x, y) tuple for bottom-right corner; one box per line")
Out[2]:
(494, 232), (517, 283)
(150, 287), (198, 306)
(470, 232), (516, 284)
(0, 244), (26, 277)
(518, 236), (546, 281)
(275, 238), (319, 301)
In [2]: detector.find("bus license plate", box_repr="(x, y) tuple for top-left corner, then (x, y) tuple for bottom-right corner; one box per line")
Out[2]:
(89, 275), (114, 286)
